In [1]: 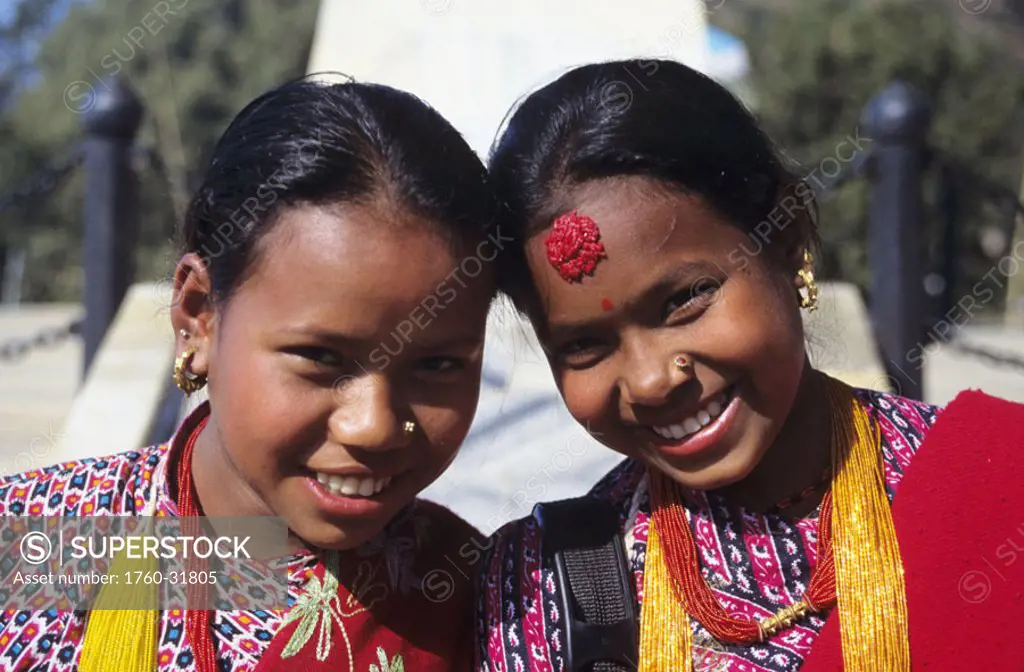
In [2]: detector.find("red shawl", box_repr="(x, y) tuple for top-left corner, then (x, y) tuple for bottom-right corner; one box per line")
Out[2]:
(803, 389), (1024, 670)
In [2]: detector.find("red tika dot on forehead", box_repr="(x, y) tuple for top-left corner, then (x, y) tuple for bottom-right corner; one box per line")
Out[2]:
(544, 210), (608, 283)
(601, 298), (614, 311)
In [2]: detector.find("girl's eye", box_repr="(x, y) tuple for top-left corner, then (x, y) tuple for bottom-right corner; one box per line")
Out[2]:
(556, 338), (608, 368)
(664, 280), (721, 319)
(289, 347), (345, 368)
(416, 357), (465, 374)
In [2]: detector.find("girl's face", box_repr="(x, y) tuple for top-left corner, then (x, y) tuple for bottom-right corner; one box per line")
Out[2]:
(524, 177), (807, 491)
(176, 201), (494, 550)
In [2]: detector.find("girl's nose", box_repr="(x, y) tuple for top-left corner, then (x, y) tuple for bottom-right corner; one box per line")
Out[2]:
(619, 337), (692, 408)
(327, 374), (410, 452)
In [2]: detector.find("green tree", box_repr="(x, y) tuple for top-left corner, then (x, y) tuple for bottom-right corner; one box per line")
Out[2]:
(0, 0), (64, 299)
(721, 0), (1024, 310)
(3, 0), (318, 301)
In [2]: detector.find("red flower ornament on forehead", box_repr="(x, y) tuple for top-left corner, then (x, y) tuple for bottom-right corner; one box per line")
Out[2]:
(544, 210), (608, 283)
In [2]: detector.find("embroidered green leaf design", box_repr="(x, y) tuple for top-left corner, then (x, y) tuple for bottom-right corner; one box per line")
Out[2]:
(369, 646), (404, 672)
(280, 553), (348, 663)
(280, 574), (326, 658)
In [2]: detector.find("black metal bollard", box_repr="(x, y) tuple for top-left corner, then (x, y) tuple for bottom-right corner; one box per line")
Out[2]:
(862, 81), (932, 400)
(79, 76), (144, 378)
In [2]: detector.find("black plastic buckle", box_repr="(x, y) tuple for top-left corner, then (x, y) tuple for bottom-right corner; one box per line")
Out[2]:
(535, 498), (639, 671)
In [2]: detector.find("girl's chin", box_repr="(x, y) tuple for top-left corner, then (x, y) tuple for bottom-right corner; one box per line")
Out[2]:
(647, 444), (759, 493)
(675, 469), (749, 493)
(290, 521), (387, 553)
(286, 503), (396, 552)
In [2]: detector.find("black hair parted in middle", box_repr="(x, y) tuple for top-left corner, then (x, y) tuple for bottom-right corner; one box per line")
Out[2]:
(183, 77), (498, 304)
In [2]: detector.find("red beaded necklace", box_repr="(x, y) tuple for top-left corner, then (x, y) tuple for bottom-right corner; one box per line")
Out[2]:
(650, 472), (838, 644)
(174, 418), (219, 672)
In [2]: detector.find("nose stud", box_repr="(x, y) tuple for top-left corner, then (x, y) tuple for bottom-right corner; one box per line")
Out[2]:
(403, 421), (416, 436)
(673, 355), (689, 373)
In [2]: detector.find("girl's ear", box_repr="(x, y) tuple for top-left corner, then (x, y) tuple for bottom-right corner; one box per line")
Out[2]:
(770, 180), (819, 274)
(170, 253), (217, 376)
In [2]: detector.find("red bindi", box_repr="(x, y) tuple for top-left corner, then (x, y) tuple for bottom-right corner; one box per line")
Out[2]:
(601, 298), (614, 311)
(544, 210), (608, 283)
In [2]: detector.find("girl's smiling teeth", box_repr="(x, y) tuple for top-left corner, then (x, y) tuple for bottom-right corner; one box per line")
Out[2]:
(651, 388), (734, 440)
(315, 473), (392, 497)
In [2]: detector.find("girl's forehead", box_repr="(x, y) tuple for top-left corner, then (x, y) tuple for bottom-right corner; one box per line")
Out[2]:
(240, 204), (492, 318)
(261, 202), (461, 269)
(536, 179), (733, 263)
(524, 181), (752, 326)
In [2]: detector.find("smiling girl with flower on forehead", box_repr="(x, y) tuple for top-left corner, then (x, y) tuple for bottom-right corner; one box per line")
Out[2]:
(476, 59), (1024, 671)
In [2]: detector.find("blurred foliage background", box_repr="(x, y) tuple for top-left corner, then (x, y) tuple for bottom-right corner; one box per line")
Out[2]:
(716, 0), (1024, 309)
(0, 0), (319, 301)
(0, 0), (1022, 310)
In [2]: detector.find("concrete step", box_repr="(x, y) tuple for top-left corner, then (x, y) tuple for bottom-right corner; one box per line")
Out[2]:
(0, 304), (82, 477)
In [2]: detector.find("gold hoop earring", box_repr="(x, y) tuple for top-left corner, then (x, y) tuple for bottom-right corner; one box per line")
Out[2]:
(797, 250), (819, 312)
(173, 347), (207, 395)
(403, 421), (416, 436)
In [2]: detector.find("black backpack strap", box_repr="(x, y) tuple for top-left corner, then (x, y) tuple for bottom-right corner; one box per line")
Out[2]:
(534, 496), (638, 672)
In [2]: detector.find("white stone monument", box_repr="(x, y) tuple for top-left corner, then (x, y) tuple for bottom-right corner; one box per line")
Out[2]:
(307, 0), (710, 156)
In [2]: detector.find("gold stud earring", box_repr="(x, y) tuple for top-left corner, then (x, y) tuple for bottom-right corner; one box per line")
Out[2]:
(797, 250), (819, 312)
(173, 348), (207, 395)
(673, 355), (689, 373)
(403, 421), (416, 436)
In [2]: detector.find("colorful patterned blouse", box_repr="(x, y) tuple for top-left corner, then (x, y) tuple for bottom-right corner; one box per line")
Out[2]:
(0, 403), (479, 671)
(476, 389), (939, 672)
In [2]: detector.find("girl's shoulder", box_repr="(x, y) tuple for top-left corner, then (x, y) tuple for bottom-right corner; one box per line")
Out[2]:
(0, 443), (168, 516)
(854, 387), (942, 498)
(854, 386), (942, 425)
(905, 388), (1024, 462)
